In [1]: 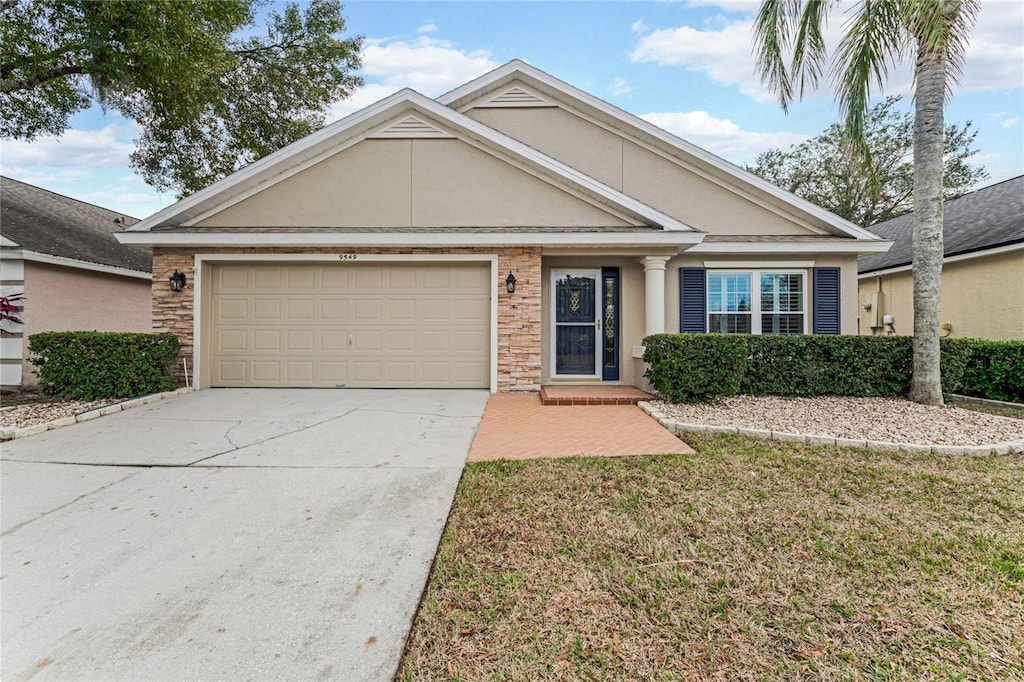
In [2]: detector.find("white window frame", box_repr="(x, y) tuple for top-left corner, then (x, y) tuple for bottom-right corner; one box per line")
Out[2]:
(706, 269), (809, 335)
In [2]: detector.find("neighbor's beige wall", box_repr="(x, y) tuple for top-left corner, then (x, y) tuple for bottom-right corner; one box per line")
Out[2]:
(858, 250), (1024, 339)
(196, 138), (633, 229)
(21, 261), (152, 386)
(467, 105), (816, 236)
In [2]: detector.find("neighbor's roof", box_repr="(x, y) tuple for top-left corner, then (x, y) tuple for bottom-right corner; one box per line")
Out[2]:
(858, 175), (1024, 274)
(0, 176), (152, 273)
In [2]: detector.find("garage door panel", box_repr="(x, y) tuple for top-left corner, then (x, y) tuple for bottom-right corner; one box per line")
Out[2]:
(320, 331), (348, 351)
(252, 269), (282, 289)
(218, 299), (248, 320)
(320, 299), (348, 320)
(209, 262), (489, 388)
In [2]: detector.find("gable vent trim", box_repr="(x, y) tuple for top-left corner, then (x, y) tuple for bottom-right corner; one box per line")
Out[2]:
(479, 86), (556, 108)
(368, 115), (455, 139)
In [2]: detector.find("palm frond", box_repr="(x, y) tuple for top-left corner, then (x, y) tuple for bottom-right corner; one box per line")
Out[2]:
(831, 0), (905, 144)
(902, 0), (979, 97)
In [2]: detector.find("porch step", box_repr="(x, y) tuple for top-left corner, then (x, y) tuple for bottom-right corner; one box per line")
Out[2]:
(539, 385), (654, 406)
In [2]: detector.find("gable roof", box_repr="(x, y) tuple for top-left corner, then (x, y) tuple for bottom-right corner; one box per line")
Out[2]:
(0, 176), (151, 274)
(439, 60), (884, 242)
(858, 176), (1024, 274)
(125, 89), (695, 235)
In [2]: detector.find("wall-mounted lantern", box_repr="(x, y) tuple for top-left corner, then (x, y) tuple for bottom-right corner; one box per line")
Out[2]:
(169, 270), (187, 292)
(505, 271), (517, 294)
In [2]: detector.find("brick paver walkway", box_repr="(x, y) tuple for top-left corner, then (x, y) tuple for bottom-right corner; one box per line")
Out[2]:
(468, 393), (694, 462)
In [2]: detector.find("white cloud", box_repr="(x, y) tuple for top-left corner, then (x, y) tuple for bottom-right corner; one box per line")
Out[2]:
(327, 36), (498, 122)
(0, 124), (137, 169)
(415, 23), (438, 34)
(608, 77), (632, 98)
(685, 0), (760, 12)
(641, 110), (807, 161)
(962, 2), (1024, 93)
(361, 36), (497, 93)
(1001, 116), (1021, 129)
(631, 19), (648, 34)
(630, 2), (1021, 102)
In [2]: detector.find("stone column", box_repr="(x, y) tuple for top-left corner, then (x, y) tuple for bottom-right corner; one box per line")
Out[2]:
(641, 256), (670, 337)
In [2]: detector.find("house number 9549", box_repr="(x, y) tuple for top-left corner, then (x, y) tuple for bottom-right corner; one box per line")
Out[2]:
(338, 253), (358, 261)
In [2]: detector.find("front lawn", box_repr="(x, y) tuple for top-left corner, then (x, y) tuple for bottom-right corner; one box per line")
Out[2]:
(399, 433), (1023, 680)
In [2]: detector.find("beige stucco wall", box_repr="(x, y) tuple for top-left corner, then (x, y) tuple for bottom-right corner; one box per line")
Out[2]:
(196, 138), (634, 229)
(467, 105), (818, 236)
(858, 249), (1024, 339)
(20, 261), (152, 386)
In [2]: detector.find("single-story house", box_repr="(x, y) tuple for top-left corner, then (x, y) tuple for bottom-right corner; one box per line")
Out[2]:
(0, 177), (153, 389)
(117, 60), (891, 392)
(858, 176), (1023, 339)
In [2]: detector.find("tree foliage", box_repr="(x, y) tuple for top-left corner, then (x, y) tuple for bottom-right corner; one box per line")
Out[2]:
(748, 96), (987, 226)
(752, 0), (979, 406)
(1, 0), (363, 195)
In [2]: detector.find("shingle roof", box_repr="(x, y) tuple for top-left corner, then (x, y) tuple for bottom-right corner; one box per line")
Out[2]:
(0, 176), (151, 273)
(858, 176), (1024, 274)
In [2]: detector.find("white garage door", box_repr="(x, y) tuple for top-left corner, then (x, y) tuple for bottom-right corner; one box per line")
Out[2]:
(208, 262), (490, 388)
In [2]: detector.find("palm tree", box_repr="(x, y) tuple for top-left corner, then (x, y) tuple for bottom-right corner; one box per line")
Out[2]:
(752, 0), (978, 405)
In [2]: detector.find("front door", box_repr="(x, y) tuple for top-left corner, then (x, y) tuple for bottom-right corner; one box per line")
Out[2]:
(552, 269), (601, 377)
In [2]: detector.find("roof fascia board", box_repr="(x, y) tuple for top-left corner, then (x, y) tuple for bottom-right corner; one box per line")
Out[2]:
(128, 87), (424, 232)
(858, 241), (1024, 278)
(689, 240), (893, 255)
(115, 230), (703, 248)
(439, 60), (883, 242)
(138, 88), (693, 234)
(21, 250), (152, 279)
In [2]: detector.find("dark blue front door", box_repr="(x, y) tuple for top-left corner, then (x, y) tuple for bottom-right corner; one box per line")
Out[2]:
(553, 270), (600, 376)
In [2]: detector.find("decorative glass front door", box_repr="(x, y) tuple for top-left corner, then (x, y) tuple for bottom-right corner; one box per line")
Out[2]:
(552, 269), (601, 376)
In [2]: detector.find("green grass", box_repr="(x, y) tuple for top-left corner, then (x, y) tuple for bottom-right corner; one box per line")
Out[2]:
(399, 434), (1024, 681)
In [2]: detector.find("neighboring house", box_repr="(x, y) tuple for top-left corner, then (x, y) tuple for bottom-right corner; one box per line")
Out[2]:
(117, 60), (890, 393)
(0, 177), (153, 389)
(858, 176), (1024, 340)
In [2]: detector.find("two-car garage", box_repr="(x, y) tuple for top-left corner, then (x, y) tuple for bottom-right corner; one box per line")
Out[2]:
(202, 260), (492, 389)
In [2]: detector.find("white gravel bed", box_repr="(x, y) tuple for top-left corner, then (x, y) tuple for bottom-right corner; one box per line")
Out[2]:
(654, 396), (1024, 446)
(0, 399), (115, 429)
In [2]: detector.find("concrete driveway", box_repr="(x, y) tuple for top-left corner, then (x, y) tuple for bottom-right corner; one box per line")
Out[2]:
(1, 388), (488, 681)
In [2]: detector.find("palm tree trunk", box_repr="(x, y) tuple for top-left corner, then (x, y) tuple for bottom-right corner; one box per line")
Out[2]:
(908, 42), (946, 405)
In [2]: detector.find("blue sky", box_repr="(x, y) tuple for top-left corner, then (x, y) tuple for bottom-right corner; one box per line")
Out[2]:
(2, 0), (1022, 219)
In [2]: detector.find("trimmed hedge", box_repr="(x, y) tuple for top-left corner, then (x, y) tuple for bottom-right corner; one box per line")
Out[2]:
(643, 334), (748, 403)
(28, 331), (180, 400)
(643, 334), (1017, 404)
(956, 339), (1024, 403)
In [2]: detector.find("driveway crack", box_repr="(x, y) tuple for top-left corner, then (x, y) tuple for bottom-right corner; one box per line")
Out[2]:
(183, 408), (361, 467)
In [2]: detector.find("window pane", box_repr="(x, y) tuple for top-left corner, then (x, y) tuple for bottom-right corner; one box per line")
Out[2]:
(762, 313), (804, 335)
(710, 313), (752, 334)
(760, 273), (803, 312)
(708, 273), (751, 312)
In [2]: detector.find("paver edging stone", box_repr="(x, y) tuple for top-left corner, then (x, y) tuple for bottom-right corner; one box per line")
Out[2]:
(638, 401), (1024, 455)
(0, 388), (196, 441)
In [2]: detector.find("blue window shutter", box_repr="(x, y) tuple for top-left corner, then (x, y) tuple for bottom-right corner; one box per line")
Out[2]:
(680, 267), (707, 333)
(813, 267), (841, 334)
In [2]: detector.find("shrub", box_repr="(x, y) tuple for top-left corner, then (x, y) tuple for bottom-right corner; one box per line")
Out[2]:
(643, 334), (748, 403)
(28, 331), (180, 400)
(740, 335), (916, 397)
(643, 334), (999, 403)
(956, 339), (1024, 403)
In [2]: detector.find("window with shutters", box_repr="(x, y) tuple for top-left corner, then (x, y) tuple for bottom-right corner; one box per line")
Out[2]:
(707, 270), (806, 335)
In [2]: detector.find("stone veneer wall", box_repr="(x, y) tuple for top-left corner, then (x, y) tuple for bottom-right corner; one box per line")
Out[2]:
(151, 246), (542, 391)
